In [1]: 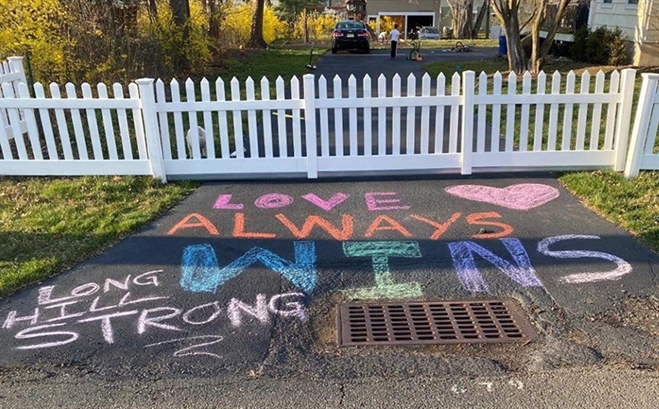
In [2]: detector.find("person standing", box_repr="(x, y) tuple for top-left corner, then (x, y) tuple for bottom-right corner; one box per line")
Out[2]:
(390, 24), (400, 59)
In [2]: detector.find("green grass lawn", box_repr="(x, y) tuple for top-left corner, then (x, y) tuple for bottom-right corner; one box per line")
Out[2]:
(559, 171), (659, 253)
(0, 177), (198, 298)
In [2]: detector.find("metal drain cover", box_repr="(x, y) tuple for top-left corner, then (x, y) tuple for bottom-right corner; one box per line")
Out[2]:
(337, 300), (535, 347)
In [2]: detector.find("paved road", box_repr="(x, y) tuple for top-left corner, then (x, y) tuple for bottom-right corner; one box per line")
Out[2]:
(2, 368), (658, 408)
(314, 47), (499, 84)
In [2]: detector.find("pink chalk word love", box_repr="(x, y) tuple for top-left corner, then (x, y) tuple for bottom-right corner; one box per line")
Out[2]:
(444, 183), (560, 211)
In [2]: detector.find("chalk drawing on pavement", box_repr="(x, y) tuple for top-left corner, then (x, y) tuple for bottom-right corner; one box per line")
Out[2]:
(180, 242), (316, 294)
(341, 241), (423, 299)
(445, 183), (560, 210)
(538, 235), (633, 283)
(301, 193), (350, 211)
(448, 238), (543, 293)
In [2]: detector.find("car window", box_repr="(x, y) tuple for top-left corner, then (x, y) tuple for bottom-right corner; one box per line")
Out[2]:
(423, 27), (439, 33)
(337, 22), (365, 30)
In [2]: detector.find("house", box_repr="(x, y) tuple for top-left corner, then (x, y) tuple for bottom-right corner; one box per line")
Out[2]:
(364, 1), (490, 40)
(588, 0), (659, 66)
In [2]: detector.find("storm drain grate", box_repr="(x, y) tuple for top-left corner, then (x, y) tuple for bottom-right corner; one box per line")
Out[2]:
(337, 300), (535, 347)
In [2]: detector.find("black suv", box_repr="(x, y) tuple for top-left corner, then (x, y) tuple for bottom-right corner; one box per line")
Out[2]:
(332, 21), (370, 54)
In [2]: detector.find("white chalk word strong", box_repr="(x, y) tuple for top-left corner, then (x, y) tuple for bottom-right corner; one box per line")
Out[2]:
(0, 269), (307, 353)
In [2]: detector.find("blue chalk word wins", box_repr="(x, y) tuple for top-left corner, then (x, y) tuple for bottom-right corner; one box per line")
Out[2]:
(448, 238), (543, 293)
(180, 242), (317, 294)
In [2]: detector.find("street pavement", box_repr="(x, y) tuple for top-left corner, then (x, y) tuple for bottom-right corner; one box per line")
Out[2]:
(1, 50), (658, 408)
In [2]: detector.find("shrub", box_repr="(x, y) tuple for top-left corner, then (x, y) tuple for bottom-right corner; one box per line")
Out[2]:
(570, 25), (629, 66)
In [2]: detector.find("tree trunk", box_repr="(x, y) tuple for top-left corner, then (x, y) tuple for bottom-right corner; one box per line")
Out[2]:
(472, 0), (490, 38)
(492, 0), (529, 73)
(169, 0), (190, 28)
(530, 0), (572, 74)
(247, 0), (267, 48)
(505, 12), (529, 73)
(209, 0), (221, 39)
(169, 0), (191, 71)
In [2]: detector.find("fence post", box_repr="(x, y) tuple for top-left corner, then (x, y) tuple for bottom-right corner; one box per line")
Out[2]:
(7, 56), (28, 86)
(303, 74), (318, 179)
(136, 78), (167, 183)
(461, 71), (476, 175)
(613, 68), (637, 171)
(624, 73), (659, 178)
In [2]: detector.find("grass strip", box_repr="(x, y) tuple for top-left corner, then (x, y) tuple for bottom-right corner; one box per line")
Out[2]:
(559, 170), (659, 253)
(0, 176), (198, 297)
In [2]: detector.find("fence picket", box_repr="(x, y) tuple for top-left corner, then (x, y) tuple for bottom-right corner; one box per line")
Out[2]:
(420, 73), (431, 154)
(348, 75), (358, 156)
(590, 71), (606, 150)
(405, 74), (416, 155)
(170, 80), (185, 159)
(491, 72), (502, 152)
(434, 74), (446, 154)
(519, 72), (532, 152)
(82, 83), (103, 159)
(230, 77), (245, 159)
(333, 76), (344, 156)
(604, 71), (620, 150)
(533, 72), (547, 151)
(66, 83), (89, 160)
(128, 83), (148, 160)
(201, 78), (216, 159)
(1, 83), (28, 159)
(562, 71), (576, 151)
(51, 83), (74, 160)
(378, 74), (386, 156)
(155, 80), (172, 160)
(246, 77), (259, 158)
(276, 77), (288, 157)
(185, 79), (201, 159)
(575, 71), (591, 150)
(215, 78), (231, 159)
(505, 72), (517, 152)
(363, 75), (372, 157)
(449, 72), (460, 154)
(291, 76), (302, 158)
(17, 83), (43, 160)
(34, 83), (58, 160)
(548, 71), (561, 151)
(303, 74), (317, 177)
(392, 74), (402, 155)
(260, 77), (273, 158)
(476, 72), (487, 153)
(0, 106), (11, 159)
(319, 76), (330, 157)
(97, 83), (118, 160)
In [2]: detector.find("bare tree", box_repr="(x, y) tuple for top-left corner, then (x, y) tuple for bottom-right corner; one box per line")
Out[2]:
(492, 0), (572, 74)
(447, 0), (474, 39)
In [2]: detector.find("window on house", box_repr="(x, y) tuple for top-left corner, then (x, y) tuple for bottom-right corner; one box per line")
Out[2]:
(627, 0), (638, 4)
(602, 0), (612, 3)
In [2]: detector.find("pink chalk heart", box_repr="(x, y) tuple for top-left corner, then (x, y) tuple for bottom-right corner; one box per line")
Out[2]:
(445, 183), (560, 210)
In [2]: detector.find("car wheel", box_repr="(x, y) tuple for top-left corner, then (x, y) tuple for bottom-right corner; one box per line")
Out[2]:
(363, 47), (370, 54)
(331, 47), (337, 54)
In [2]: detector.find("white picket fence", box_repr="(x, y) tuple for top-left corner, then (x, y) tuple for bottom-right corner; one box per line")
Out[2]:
(0, 54), (657, 181)
(0, 56), (28, 140)
(0, 81), (153, 176)
(626, 73), (659, 176)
